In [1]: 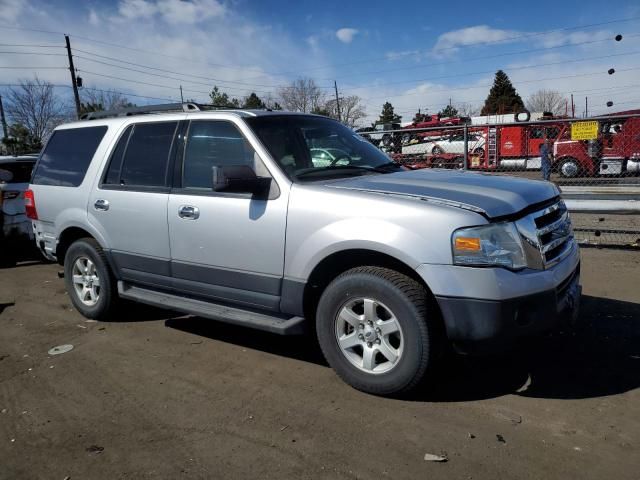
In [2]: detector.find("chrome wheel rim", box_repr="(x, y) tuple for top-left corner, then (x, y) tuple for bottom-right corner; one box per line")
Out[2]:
(561, 161), (579, 177)
(72, 256), (100, 307)
(335, 298), (404, 374)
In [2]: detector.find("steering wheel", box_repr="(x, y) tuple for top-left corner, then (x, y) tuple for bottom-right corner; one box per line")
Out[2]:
(329, 154), (351, 166)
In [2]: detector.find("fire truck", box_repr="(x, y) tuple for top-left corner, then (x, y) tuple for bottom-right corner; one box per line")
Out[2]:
(552, 111), (640, 177)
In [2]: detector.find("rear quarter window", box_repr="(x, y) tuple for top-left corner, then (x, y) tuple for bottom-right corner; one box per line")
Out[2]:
(32, 126), (108, 187)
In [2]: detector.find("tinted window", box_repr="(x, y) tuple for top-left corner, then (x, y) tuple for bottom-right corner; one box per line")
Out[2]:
(32, 126), (107, 187)
(182, 121), (256, 189)
(120, 122), (177, 187)
(0, 162), (35, 183)
(103, 125), (133, 185)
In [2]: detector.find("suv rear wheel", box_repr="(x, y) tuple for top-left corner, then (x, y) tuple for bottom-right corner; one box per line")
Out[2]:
(316, 266), (437, 396)
(64, 238), (117, 319)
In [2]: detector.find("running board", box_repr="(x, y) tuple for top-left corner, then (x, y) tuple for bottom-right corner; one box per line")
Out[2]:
(117, 282), (306, 335)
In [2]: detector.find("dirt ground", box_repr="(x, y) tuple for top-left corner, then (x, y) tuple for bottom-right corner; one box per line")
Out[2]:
(0, 248), (639, 480)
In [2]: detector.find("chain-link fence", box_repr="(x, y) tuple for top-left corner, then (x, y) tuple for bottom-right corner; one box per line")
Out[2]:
(358, 111), (640, 247)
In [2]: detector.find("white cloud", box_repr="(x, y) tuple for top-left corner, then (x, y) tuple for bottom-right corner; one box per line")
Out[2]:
(336, 28), (359, 44)
(115, 0), (225, 24)
(88, 9), (100, 26)
(431, 25), (519, 57)
(117, 0), (157, 20)
(0, 0), (26, 23)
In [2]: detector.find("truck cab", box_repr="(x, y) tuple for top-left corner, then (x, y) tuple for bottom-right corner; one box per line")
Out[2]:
(554, 114), (640, 177)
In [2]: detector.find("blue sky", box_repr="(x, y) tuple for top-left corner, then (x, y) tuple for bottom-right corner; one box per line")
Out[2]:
(1, 0), (639, 123)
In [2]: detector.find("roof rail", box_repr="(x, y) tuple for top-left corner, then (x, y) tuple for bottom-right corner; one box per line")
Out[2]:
(80, 102), (202, 120)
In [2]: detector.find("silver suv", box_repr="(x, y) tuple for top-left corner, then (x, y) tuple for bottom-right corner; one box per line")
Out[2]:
(28, 103), (580, 396)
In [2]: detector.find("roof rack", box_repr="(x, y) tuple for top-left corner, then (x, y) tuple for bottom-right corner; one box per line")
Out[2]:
(80, 102), (204, 120)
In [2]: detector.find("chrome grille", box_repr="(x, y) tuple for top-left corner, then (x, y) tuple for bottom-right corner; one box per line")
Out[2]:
(515, 200), (575, 269)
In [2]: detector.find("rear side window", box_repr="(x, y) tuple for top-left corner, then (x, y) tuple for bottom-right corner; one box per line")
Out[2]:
(32, 126), (107, 187)
(102, 122), (177, 188)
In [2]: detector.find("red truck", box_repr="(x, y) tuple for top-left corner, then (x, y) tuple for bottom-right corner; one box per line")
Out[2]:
(553, 111), (640, 177)
(469, 121), (569, 171)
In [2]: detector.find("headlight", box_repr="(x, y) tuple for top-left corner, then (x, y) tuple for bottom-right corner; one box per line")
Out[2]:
(452, 222), (526, 270)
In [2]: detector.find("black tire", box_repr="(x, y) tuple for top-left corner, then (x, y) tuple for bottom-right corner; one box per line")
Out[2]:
(316, 266), (438, 396)
(64, 238), (117, 320)
(431, 145), (444, 155)
(473, 147), (485, 157)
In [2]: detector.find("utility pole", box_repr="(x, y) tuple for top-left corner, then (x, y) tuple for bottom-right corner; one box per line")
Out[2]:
(180, 85), (184, 103)
(585, 96), (588, 118)
(0, 95), (8, 140)
(65, 35), (82, 118)
(570, 94), (575, 117)
(334, 80), (341, 123)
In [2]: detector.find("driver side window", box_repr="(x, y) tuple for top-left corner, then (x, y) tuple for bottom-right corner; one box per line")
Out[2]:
(182, 121), (269, 190)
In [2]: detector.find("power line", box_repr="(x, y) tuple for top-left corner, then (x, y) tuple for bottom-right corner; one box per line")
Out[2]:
(0, 43), (62, 48)
(341, 49), (640, 93)
(0, 66), (66, 69)
(73, 55), (278, 95)
(78, 69), (211, 95)
(360, 66), (640, 102)
(1, 15), (637, 80)
(0, 83), (177, 103)
(72, 48), (292, 90)
(335, 32), (640, 88)
(0, 51), (66, 56)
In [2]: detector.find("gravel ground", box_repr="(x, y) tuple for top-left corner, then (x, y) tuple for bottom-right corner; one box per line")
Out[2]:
(0, 248), (639, 480)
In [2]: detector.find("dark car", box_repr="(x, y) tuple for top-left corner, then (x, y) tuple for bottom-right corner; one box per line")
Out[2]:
(0, 155), (38, 266)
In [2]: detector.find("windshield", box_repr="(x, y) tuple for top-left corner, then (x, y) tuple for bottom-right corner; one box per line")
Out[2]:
(246, 115), (403, 181)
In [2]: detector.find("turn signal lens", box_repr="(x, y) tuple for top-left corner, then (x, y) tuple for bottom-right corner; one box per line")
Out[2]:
(454, 237), (481, 251)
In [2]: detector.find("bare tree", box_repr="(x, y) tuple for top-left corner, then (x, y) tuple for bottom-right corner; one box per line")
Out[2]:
(456, 102), (480, 117)
(81, 89), (132, 112)
(323, 95), (367, 128)
(526, 89), (567, 115)
(278, 78), (326, 113)
(5, 77), (67, 144)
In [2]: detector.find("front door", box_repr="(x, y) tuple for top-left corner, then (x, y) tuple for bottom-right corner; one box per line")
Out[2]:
(89, 120), (180, 288)
(167, 119), (288, 311)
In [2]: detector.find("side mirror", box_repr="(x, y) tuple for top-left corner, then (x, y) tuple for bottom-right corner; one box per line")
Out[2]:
(0, 168), (13, 183)
(212, 165), (270, 196)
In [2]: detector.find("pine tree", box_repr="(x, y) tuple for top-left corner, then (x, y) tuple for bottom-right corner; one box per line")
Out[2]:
(438, 104), (459, 118)
(480, 70), (525, 115)
(209, 86), (240, 108)
(378, 102), (401, 124)
(243, 92), (266, 109)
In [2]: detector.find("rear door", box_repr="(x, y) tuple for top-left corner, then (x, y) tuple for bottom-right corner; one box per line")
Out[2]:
(89, 120), (180, 288)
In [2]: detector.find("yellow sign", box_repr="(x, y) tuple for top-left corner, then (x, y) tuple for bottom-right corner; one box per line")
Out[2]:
(571, 121), (599, 140)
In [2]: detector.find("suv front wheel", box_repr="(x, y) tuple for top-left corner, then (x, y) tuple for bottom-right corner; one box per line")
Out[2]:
(64, 238), (117, 320)
(316, 266), (438, 396)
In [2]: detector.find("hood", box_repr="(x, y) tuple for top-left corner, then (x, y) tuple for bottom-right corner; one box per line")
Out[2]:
(326, 169), (560, 219)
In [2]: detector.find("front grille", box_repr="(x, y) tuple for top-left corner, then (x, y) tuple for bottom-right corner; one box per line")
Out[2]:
(516, 200), (575, 269)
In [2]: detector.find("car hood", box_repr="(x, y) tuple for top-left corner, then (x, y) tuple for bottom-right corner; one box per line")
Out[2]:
(326, 169), (560, 218)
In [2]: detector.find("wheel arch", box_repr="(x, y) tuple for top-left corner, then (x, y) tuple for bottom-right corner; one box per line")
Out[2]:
(301, 248), (439, 326)
(56, 226), (103, 266)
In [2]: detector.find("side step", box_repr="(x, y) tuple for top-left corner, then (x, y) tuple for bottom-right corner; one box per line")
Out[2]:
(117, 282), (306, 335)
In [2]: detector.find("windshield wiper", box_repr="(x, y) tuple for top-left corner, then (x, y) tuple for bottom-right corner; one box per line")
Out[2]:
(294, 165), (377, 178)
(294, 162), (402, 179)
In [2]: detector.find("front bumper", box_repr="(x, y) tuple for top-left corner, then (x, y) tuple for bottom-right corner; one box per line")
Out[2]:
(435, 265), (581, 352)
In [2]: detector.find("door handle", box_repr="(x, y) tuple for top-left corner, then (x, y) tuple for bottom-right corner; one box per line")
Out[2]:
(178, 205), (199, 219)
(94, 199), (110, 211)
